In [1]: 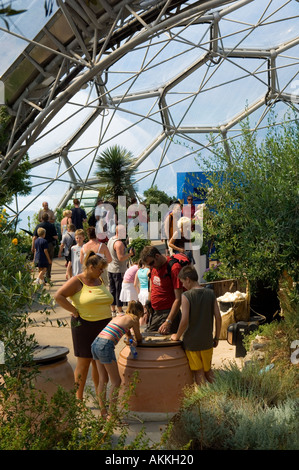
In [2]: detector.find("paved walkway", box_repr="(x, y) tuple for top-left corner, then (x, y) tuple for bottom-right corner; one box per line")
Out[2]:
(28, 255), (242, 446)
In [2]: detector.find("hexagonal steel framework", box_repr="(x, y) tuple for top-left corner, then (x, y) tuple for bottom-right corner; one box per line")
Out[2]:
(0, 0), (298, 224)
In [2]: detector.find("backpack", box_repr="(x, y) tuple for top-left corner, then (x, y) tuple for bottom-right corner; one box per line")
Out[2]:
(88, 211), (96, 227)
(148, 253), (190, 279)
(165, 253), (190, 278)
(65, 234), (76, 262)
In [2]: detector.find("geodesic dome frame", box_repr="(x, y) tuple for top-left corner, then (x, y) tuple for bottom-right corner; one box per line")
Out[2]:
(0, 0), (298, 224)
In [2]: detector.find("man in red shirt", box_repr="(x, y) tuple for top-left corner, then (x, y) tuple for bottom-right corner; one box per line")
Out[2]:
(185, 195), (196, 219)
(140, 245), (188, 334)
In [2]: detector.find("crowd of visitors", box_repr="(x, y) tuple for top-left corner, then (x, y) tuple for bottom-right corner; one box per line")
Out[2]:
(32, 195), (221, 413)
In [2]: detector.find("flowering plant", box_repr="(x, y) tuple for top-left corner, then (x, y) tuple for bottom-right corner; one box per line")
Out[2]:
(203, 263), (223, 282)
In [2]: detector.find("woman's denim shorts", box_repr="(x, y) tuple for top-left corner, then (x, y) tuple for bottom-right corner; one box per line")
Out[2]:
(91, 337), (116, 364)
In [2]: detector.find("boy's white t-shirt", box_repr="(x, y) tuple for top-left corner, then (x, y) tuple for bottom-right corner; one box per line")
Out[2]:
(71, 245), (83, 275)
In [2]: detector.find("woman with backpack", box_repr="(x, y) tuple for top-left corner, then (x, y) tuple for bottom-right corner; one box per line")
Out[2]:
(58, 223), (76, 266)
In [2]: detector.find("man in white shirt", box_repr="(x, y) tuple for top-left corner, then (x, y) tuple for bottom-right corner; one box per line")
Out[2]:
(38, 201), (55, 224)
(107, 225), (134, 315)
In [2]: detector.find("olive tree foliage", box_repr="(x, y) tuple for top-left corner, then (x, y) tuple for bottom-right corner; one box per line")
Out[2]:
(200, 111), (299, 291)
(0, 0), (54, 28)
(143, 184), (174, 206)
(0, 1), (26, 29)
(0, 105), (50, 391)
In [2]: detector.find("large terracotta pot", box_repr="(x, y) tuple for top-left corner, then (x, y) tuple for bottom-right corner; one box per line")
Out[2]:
(0, 346), (75, 420)
(31, 346), (74, 398)
(118, 337), (193, 413)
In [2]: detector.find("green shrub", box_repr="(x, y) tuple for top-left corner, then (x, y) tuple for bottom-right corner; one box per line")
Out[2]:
(166, 394), (299, 450)
(164, 361), (299, 450)
(229, 400), (299, 450)
(0, 376), (152, 450)
(0, 218), (55, 412)
(127, 236), (151, 263)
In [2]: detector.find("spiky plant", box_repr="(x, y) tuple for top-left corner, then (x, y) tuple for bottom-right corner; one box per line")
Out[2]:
(95, 145), (137, 203)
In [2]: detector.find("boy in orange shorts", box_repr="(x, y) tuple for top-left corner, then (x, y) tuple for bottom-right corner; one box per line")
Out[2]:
(171, 265), (222, 385)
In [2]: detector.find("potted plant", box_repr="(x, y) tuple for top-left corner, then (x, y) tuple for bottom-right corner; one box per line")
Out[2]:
(127, 235), (151, 263)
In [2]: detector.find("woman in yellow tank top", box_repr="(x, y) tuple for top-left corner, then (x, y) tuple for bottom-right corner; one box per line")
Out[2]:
(55, 251), (113, 400)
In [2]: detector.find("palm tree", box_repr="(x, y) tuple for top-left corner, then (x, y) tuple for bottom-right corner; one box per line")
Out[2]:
(95, 145), (137, 203)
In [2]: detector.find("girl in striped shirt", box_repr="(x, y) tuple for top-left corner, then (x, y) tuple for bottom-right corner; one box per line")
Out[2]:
(91, 300), (143, 418)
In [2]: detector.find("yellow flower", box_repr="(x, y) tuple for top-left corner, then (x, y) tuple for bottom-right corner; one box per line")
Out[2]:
(0, 214), (3, 219)
(12, 238), (18, 245)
